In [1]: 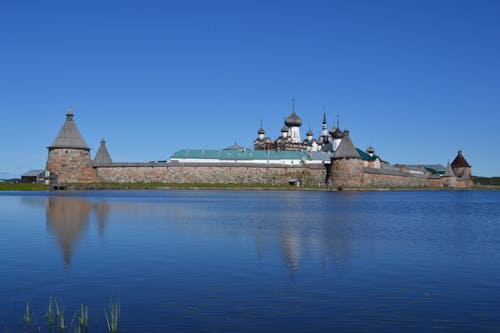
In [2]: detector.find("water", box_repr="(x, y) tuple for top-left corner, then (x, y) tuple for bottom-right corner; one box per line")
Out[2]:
(1, 190), (500, 332)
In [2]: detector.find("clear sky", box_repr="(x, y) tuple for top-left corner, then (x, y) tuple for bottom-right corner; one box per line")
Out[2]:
(1, 0), (499, 177)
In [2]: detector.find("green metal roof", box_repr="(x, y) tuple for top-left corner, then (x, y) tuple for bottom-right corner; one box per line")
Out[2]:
(171, 149), (311, 161)
(356, 148), (378, 161)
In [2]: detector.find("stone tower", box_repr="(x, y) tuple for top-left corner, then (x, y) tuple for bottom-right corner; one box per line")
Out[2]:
(46, 107), (96, 183)
(329, 129), (363, 188)
(450, 150), (472, 178)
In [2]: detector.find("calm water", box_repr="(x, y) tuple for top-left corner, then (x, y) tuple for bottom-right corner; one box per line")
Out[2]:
(1, 190), (500, 332)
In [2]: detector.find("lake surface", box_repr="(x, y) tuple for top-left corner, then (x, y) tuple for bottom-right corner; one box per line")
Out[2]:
(1, 190), (500, 332)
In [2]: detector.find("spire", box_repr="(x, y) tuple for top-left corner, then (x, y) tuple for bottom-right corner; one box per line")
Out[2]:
(337, 114), (340, 128)
(93, 138), (112, 165)
(292, 97), (295, 113)
(258, 120), (265, 135)
(323, 112), (327, 125)
(49, 107), (89, 150)
(66, 105), (74, 121)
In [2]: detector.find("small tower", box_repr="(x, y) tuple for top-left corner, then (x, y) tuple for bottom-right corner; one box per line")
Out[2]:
(331, 116), (344, 152)
(329, 129), (363, 187)
(93, 138), (113, 166)
(442, 162), (457, 188)
(281, 124), (289, 138)
(46, 107), (96, 183)
(321, 113), (328, 137)
(366, 145), (375, 157)
(257, 121), (265, 140)
(285, 98), (302, 143)
(450, 150), (472, 178)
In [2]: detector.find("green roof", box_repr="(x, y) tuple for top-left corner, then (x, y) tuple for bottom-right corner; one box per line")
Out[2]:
(356, 148), (378, 161)
(171, 149), (311, 161)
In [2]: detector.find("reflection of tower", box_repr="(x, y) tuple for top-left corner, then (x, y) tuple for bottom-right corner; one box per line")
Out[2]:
(46, 196), (92, 266)
(280, 231), (301, 274)
(94, 202), (111, 236)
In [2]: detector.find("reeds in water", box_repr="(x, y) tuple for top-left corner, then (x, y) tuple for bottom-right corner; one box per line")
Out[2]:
(104, 301), (120, 333)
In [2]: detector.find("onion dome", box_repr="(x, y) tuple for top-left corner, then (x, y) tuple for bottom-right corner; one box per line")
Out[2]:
(285, 111), (302, 127)
(331, 127), (344, 139)
(281, 125), (289, 132)
(258, 127), (265, 135)
(306, 129), (313, 136)
(366, 146), (375, 154)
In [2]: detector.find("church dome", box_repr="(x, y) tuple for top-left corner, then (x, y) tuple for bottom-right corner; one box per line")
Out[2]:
(285, 112), (302, 127)
(306, 129), (313, 136)
(331, 127), (344, 139)
(281, 125), (289, 132)
(258, 127), (265, 135)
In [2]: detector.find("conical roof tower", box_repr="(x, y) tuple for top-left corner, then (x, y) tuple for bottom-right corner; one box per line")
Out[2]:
(93, 139), (113, 165)
(49, 106), (89, 150)
(333, 130), (360, 159)
(46, 107), (96, 183)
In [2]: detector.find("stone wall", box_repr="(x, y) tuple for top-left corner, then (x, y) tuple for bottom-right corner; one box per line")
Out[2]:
(95, 163), (327, 186)
(46, 148), (96, 183)
(362, 168), (430, 187)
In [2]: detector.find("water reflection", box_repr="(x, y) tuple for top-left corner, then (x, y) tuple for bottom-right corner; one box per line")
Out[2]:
(45, 197), (92, 266)
(38, 192), (359, 275)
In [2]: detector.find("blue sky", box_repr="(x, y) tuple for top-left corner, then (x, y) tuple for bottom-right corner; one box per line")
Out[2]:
(1, 0), (499, 177)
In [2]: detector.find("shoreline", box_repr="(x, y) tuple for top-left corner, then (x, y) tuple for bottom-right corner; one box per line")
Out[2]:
(1, 182), (498, 192)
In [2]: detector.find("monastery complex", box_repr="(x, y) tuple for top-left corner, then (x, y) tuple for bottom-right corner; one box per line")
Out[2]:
(44, 105), (473, 189)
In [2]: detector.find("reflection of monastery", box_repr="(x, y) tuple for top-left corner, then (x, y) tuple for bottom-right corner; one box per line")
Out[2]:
(45, 104), (473, 188)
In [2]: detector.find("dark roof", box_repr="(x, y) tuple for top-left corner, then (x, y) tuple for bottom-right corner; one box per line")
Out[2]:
(285, 111), (302, 127)
(306, 129), (313, 136)
(281, 125), (288, 132)
(258, 127), (265, 135)
(21, 170), (44, 177)
(93, 139), (113, 165)
(333, 130), (360, 159)
(451, 150), (471, 168)
(49, 108), (89, 150)
(331, 127), (344, 139)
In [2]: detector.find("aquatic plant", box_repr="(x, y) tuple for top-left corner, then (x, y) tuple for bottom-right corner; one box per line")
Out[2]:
(23, 301), (31, 331)
(104, 301), (120, 333)
(75, 304), (88, 333)
(54, 299), (66, 331)
(47, 297), (55, 329)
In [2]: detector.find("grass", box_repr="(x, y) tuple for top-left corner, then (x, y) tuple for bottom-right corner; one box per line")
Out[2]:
(0, 183), (48, 191)
(54, 299), (66, 331)
(23, 301), (31, 331)
(104, 301), (120, 333)
(5, 298), (120, 333)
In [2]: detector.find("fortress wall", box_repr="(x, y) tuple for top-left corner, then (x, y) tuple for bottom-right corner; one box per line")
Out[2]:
(95, 164), (327, 186)
(362, 168), (430, 187)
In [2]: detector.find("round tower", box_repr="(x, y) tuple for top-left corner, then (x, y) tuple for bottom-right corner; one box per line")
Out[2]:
(329, 129), (363, 187)
(45, 107), (96, 183)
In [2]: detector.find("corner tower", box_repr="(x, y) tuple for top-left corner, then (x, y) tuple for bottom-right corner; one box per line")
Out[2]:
(329, 129), (363, 187)
(45, 107), (96, 183)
